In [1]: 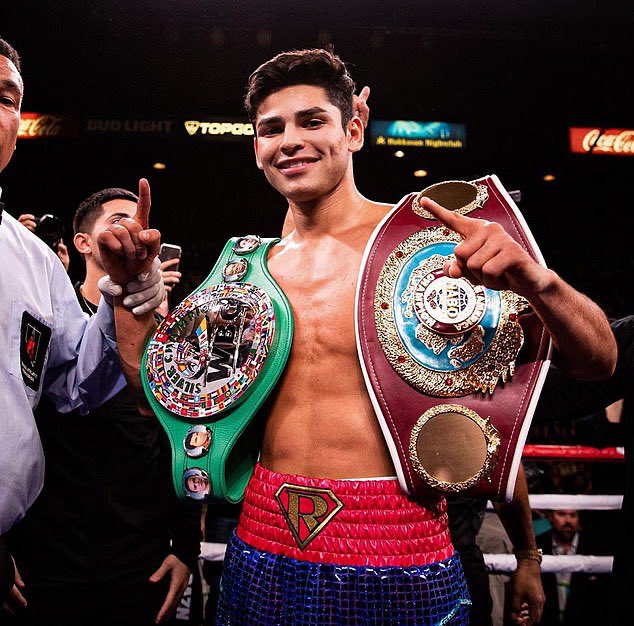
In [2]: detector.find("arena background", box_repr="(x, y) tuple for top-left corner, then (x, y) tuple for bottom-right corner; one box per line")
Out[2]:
(1, 0), (632, 317)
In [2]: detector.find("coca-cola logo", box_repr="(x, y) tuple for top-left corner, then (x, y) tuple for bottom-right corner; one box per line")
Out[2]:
(570, 127), (634, 156)
(18, 114), (66, 139)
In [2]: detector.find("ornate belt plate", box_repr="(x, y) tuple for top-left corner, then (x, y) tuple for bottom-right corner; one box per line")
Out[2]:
(374, 226), (528, 397)
(142, 236), (294, 504)
(146, 283), (275, 419)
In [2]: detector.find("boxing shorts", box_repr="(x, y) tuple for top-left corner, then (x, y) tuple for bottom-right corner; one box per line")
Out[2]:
(217, 463), (471, 625)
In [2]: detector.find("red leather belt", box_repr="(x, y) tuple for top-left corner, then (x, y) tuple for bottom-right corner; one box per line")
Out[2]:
(356, 175), (551, 502)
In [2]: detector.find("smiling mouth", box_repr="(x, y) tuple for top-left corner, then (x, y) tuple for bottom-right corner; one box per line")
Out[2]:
(276, 159), (318, 171)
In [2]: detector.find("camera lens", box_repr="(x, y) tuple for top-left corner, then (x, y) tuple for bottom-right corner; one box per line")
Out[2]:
(34, 214), (64, 250)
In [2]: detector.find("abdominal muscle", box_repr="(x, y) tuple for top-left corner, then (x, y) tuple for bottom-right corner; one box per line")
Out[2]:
(260, 343), (396, 479)
(262, 209), (397, 480)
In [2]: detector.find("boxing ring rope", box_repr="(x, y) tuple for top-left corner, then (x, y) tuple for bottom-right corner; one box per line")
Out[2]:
(522, 444), (624, 462)
(483, 554), (613, 574)
(199, 445), (624, 572)
(482, 443), (624, 573)
(200, 542), (227, 563)
(486, 494), (622, 511)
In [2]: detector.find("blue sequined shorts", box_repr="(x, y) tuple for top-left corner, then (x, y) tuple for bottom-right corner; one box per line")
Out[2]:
(217, 533), (470, 625)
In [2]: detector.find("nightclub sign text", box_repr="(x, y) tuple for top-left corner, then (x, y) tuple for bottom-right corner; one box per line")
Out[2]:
(370, 120), (466, 149)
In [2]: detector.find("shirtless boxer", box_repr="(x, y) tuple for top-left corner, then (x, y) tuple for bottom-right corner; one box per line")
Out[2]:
(98, 49), (615, 626)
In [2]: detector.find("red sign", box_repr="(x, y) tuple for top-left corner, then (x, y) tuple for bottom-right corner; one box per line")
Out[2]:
(570, 127), (634, 156)
(18, 113), (79, 139)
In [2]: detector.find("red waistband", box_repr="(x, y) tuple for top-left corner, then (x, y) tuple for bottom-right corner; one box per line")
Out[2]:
(236, 463), (454, 567)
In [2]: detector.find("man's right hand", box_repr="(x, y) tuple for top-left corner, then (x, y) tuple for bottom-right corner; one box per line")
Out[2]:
(353, 85), (370, 129)
(1, 561), (26, 615)
(17, 213), (37, 232)
(97, 178), (161, 287)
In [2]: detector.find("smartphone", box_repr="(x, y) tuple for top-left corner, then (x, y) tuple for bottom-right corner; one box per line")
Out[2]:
(158, 243), (182, 271)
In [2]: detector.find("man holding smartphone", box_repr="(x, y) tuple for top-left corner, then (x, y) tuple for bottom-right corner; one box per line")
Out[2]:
(158, 243), (182, 316)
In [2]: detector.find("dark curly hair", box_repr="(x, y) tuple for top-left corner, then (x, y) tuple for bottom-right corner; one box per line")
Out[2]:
(245, 48), (356, 130)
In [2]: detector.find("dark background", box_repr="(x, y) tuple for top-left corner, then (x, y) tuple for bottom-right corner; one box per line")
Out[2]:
(1, 0), (632, 315)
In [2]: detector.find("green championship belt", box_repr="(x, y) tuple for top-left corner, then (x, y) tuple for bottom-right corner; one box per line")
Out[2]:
(142, 236), (293, 503)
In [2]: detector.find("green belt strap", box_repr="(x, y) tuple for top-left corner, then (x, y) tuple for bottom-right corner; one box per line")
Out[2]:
(141, 237), (293, 503)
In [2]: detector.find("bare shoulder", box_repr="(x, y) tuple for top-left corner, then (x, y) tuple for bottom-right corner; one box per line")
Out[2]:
(366, 198), (393, 215)
(269, 232), (293, 261)
(362, 198), (394, 232)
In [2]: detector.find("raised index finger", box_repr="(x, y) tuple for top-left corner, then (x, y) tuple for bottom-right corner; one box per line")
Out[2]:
(420, 196), (477, 237)
(354, 86), (371, 128)
(134, 178), (151, 229)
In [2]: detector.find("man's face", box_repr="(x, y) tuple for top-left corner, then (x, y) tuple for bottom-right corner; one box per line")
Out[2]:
(0, 55), (23, 173)
(238, 236), (258, 250)
(83, 198), (136, 268)
(254, 85), (360, 203)
(186, 474), (209, 493)
(189, 431), (210, 448)
(550, 510), (579, 543)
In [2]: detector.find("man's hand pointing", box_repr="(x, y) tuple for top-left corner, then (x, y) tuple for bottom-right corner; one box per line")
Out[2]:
(420, 196), (551, 299)
(97, 178), (161, 286)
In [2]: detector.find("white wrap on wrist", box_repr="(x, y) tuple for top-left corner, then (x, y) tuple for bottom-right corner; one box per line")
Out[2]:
(98, 256), (165, 316)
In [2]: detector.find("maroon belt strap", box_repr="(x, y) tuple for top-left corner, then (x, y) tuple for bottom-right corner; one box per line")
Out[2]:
(356, 175), (551, 502)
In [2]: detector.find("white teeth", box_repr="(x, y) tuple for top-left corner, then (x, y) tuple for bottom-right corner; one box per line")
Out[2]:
(279, 161), (311, 169)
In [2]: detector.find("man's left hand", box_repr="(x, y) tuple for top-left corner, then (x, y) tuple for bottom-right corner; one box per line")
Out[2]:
(97, 178), (161, 286)
(509, 560), (545, 625)
(1, 561), (27, 616)
(420, 196), (552, 299)
(149, 554), (191, 624)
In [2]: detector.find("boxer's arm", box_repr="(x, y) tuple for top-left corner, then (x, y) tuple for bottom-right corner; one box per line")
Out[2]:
(494, 464), (545, 625)
(98, 179), (160, 414)
(516, 269), (616, 380)
(112, 302), (155, 414)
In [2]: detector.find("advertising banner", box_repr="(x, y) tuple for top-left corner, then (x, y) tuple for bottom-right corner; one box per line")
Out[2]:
(569, 127), (634, 156)
(183, 118), (254, 141)
(18, 113), (80, 139)
(84, 118), (174, 136)
(371, 120), (466, 149)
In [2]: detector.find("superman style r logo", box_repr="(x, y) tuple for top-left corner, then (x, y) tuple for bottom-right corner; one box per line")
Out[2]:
(275, 483), (343, 550)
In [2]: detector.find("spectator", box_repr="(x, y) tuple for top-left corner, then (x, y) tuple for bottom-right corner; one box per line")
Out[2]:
(537, 509), (610, 626)
(1, 37), (125, 600)
(1, 39), (163, 600)
(535, 317), (633, 626)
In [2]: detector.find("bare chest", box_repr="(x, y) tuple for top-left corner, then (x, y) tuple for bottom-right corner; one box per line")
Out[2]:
(269, 251), (361, 358)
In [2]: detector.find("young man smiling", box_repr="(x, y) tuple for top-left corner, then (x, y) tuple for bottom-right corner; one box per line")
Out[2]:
(213, 49), (616, 625)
